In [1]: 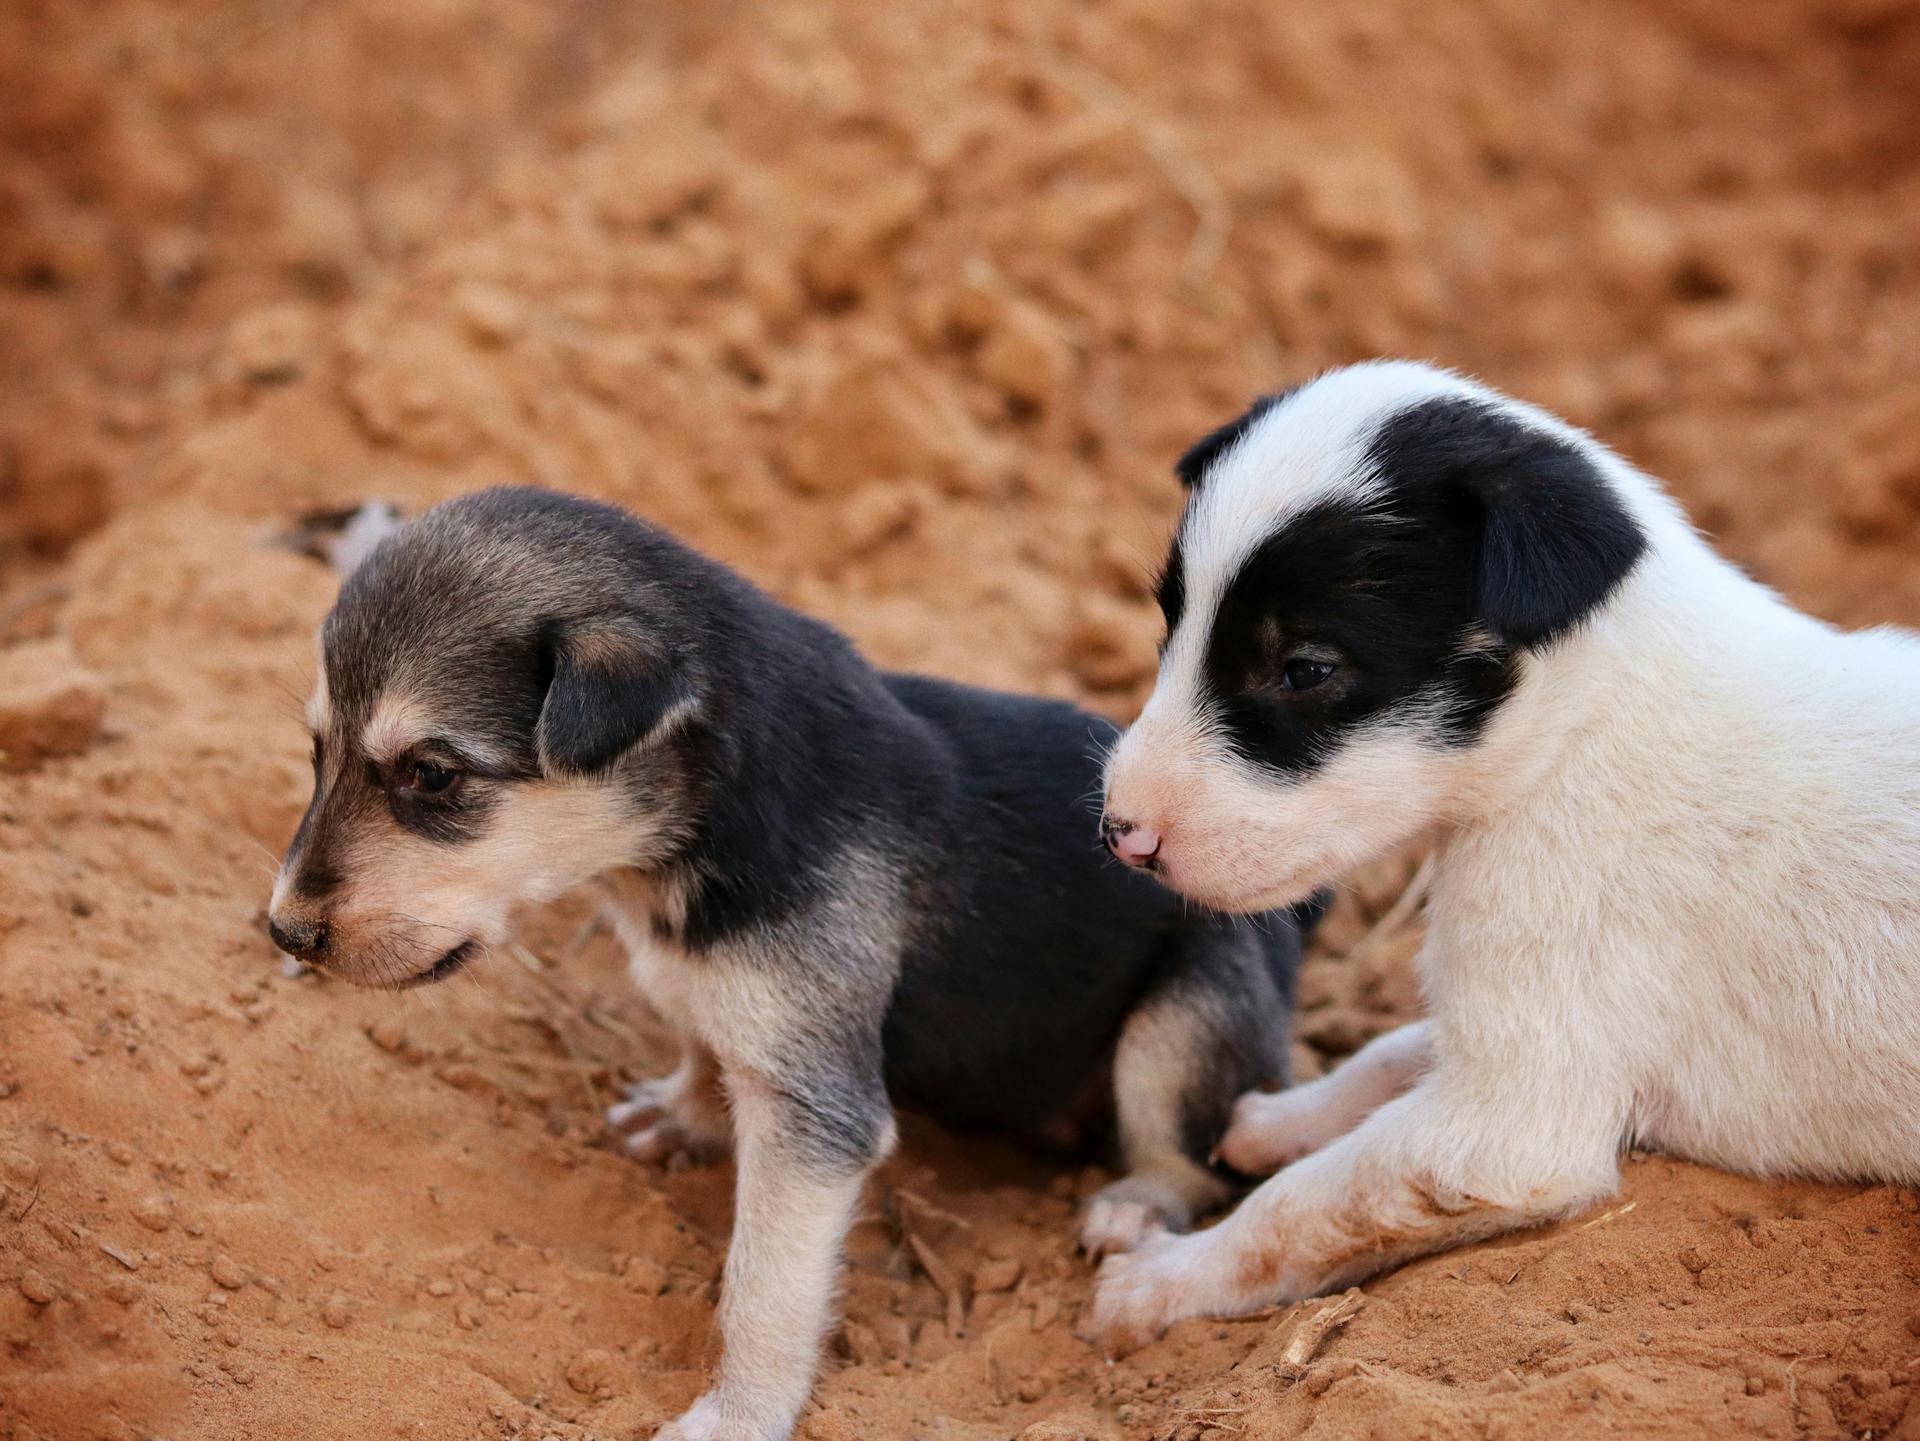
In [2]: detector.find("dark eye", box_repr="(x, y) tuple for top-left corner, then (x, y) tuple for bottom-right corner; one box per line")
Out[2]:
(408, 762), (459, 796)
(1280, 657), (1337, 693)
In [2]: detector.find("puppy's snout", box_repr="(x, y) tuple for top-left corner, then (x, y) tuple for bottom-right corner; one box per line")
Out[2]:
(1103, 817), (1161, 868)
(268, 913), (330, 962)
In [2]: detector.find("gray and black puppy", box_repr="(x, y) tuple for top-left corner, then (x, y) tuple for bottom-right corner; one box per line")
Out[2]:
(267, 487), (1304, 1441)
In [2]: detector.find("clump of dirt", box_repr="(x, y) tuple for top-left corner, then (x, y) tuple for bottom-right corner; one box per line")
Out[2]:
(5, 1), (1920, 1439)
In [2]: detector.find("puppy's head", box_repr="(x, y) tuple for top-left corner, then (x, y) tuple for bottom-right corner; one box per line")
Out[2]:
(1103, 362), (1649, 912)
(268, 487), (710, 988)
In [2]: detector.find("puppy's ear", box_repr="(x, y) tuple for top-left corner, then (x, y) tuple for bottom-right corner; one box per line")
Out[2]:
(1376, 398), (1647, 649)
(535, 619), (694, 775)
(1175, 392), (1288, 489)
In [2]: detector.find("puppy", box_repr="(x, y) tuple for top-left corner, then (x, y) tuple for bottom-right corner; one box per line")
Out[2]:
(1084, 360), (1920, 1351)
(266, 487), (1305, 1441)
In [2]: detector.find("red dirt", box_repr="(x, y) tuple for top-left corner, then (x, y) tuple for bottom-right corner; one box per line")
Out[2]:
(5, 1), (1920, 1438)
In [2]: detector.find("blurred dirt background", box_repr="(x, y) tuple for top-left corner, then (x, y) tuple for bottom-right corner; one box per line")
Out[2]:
(4, 0), (1920, 1438)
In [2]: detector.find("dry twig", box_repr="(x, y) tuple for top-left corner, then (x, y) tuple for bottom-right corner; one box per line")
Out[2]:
(1275, 1289), (1365, 1380)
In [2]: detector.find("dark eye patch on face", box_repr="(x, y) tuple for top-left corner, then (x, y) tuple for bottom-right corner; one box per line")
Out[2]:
(386, 763), (501, 844)
(1200, 495), (1518, 776)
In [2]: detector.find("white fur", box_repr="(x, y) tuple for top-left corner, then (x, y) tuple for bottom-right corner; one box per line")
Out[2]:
(1083, 998), (1233, 1257)
(360, 689), (513, 774)
(1088, 361), (1920, 1348)
(601, 858), (902, 1441)
(305, 640), (332, 734)
(1219, 1019), (1431, 1174)
(326, 500), (403, 577)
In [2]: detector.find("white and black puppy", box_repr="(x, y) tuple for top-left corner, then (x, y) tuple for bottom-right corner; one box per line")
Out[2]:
(1085, 360), (1920, 1351)
(266, 487), (1307, 1441)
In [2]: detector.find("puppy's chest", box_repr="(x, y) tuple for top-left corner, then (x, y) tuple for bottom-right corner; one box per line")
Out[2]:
(597, 872), (705, 1030)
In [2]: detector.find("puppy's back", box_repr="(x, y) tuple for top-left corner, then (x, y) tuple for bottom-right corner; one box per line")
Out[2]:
(877, 672), (1297, 1133)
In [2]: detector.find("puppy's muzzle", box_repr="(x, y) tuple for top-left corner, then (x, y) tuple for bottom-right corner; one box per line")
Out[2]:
(268, 914), (329, 963)
(1102, 817), (1161, 869)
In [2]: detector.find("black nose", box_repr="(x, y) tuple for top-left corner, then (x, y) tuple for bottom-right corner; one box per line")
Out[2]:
(268, 915), (328, 961)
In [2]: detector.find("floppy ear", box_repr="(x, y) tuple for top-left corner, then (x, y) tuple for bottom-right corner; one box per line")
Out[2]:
(535, 619), (695, 775)
(1174, 392), (1289, 488)
(1374, 398), (1647, 649)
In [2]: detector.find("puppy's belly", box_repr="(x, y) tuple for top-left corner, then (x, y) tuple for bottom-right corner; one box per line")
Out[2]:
(1635, 1037), (1920, 1184)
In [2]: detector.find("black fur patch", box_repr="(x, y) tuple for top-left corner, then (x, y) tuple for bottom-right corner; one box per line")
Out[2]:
(1370, 397), (1647, 648)
(1204, 497), (1515, 773)
(1173, 391), (1290, 489)
(535, 620), (693, 775)
(1154, 543), (1187, 634)
(388, 773), (501, 845)
(1189, 393), (1645, 775)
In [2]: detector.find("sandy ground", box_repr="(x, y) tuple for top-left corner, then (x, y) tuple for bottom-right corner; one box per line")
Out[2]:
(5, 0), (1920, 1437)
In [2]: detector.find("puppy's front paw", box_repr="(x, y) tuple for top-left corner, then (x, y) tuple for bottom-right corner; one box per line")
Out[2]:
(607, 1077), (731, 1166)
(1076, 1228), (1220, 1356)
(1218, 1087), (1333, 1174)
(654, 1390), (786, 1441)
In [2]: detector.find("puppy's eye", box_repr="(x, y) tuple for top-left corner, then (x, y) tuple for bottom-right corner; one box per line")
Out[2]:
(1280, 658), (1337, 693)
(408, 762), (459, 796)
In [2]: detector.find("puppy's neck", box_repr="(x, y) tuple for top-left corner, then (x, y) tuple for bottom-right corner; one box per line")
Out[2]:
(1449, 518), (1792, 829)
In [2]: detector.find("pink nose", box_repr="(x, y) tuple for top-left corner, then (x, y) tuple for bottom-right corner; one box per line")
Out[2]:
(1104, 818), (1161, 867)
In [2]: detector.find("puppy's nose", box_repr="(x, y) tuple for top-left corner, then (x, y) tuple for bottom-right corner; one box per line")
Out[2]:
(268, 914), (329, 961)
(1103, 818), (1161, 867)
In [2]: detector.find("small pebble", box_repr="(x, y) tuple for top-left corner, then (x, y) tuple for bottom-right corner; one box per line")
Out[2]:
(211, 1255), (248, 1290)
(133, 1196), (172, 1232)
(973, 1257), (1023, 1293)
(321, 1291), (353, 1328)
(565, 1347), (622, 1396)
(19, 1270), (57, 1304)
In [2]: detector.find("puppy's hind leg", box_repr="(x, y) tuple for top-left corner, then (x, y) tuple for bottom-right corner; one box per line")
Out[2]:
(608, 1039), (733, 1165)
(1082, 921), (1293, 1259)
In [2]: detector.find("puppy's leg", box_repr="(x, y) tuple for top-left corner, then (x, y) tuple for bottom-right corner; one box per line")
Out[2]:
(659, 1063), (893, 1441)
(1083, 926), (1290, 1258)
(1218, 1020), (1431, 1174)
(1082, 1074), (1619, 1353)
(608, 1039), (733, 1164)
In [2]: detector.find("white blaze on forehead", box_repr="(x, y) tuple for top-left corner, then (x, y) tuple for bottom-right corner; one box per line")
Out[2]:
(1177, 362), (1473, 632)
(1154, 362), (1477, 718)
(305, 635), (332, 733)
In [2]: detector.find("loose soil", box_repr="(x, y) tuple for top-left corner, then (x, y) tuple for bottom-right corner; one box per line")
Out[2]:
(5, 1), (1920, 1438)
